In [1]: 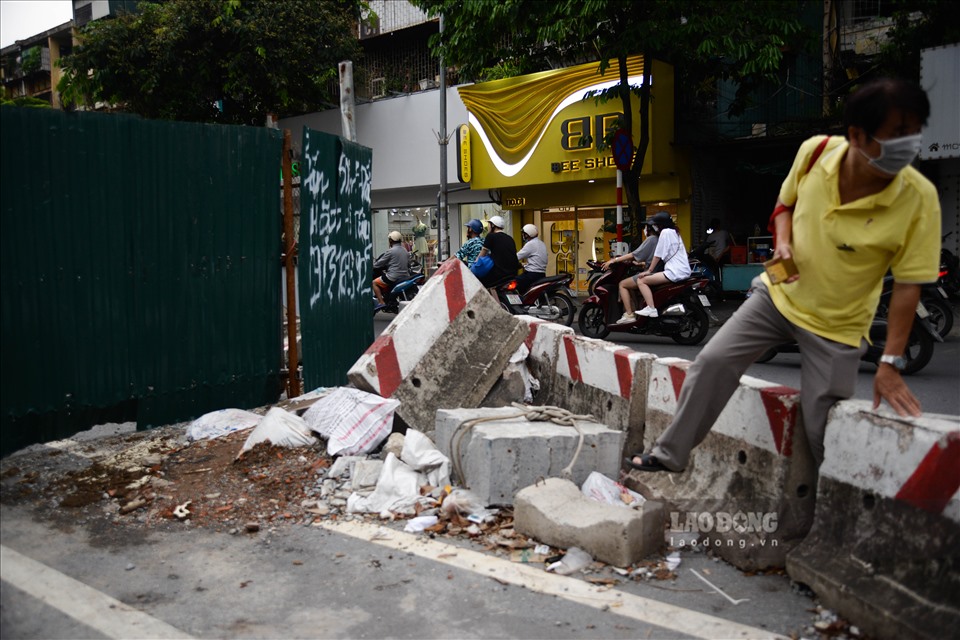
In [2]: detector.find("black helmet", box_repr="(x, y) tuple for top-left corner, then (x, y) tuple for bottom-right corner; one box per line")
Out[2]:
(643, 211), (673, 229)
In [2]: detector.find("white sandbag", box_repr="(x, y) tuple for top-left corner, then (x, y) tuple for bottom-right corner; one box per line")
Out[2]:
(302, 387), (400, 456)
(187, 408), (261, 441)
(345, 453), (426, 515)
(400, 429), (451, 489)
(239, 407), (317, 455)
(506, 343), (539, 403)
(580, 471), (646, 508)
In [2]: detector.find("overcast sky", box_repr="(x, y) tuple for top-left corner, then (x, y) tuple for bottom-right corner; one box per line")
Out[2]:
(1, 0), (74, 48)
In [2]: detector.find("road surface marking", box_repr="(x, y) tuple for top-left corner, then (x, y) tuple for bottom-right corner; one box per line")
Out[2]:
(318, 519), (787, 639)
(0, 545), (193, 639)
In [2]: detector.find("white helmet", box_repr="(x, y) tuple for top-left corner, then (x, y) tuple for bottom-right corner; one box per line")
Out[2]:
(522, 224), (538, 238)
(488, 215), (506, 229)
(388, 230), (402, 242)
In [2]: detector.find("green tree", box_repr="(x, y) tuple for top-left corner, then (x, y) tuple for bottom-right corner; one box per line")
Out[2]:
(875, 0), (960, 82)
(58, 0), (365, 125)
(412, 0), (809, 232)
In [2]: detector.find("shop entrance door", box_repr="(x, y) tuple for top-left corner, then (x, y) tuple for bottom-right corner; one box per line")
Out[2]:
(542, 208), (610, 296)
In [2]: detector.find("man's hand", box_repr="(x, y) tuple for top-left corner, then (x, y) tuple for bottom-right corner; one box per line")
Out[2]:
(873, 282), (923, 417)
(771, 207), (799, 283)
(873, 364), (922, 417)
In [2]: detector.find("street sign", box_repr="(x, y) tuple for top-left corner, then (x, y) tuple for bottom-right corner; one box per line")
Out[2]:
(612, 129), (633, 171)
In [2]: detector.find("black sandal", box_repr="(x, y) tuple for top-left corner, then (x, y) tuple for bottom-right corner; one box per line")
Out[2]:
(623, 453), (680, 473)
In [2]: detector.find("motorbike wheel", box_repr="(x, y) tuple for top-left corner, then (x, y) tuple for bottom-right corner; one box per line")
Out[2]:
(871, 325), (934, 375)
(754, 348), (778, 363)
(545, 292), (576, 326)
(670, 300), (710, 345)
(922, 295), (954, 339)
(577, 302), (610, 339)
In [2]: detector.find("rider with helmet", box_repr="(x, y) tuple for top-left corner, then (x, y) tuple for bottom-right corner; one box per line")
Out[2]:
(373, 230), (410, 310)
(515, 223), (547, 294)
(456, 219), (485, 267)
(477, 215), (520, 288)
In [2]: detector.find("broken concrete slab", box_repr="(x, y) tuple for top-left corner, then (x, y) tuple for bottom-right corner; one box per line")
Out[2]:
(514, 477), (664, 567)
(435, 407), (624, 506)
(348, 259), (527, 438)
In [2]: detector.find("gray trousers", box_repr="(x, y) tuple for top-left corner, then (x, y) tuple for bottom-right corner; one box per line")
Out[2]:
(650, 278), (863, 469)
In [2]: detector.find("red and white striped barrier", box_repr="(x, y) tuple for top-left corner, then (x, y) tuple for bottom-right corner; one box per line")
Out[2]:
(627, 357), (816, 571)
(787, 401), (960, 640)
(348, 259), (527, 436)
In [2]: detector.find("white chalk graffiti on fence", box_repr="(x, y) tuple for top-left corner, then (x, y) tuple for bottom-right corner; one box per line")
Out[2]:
(303, 141), (372, 310)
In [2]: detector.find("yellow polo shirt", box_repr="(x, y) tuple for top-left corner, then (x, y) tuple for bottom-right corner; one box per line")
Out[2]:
(764, 135), (941, 347)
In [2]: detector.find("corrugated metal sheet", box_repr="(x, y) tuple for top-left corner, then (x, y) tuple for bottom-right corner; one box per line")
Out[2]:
(298, 128), (374, 390)
(1, 107), (283, 455)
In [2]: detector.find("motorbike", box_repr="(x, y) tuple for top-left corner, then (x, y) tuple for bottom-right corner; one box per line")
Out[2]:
(939, 231), (960, 301)
(687, 239), (723, 304)
(756, 275), (942, 374)
(577, 259), (712, 344)
(373, 250), (424, 316)
(492, 272), (577, 326)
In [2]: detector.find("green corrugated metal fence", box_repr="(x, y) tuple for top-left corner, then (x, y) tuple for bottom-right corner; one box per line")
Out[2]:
(1, 107), (283, 456)
(297, 128), (373, 390)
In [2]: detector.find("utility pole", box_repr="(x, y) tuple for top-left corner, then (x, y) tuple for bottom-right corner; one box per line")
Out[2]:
(438, 13), (449, 266)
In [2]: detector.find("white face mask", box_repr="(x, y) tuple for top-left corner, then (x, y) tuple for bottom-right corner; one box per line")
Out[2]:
(859, 133), (923, 175)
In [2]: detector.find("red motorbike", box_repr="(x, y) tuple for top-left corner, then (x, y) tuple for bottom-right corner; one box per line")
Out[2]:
(492, 272), (577, 326)
(577, 259), (712, 344)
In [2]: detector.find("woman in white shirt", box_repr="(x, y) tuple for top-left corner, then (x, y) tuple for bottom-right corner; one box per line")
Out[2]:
(616, 211), (690, 323)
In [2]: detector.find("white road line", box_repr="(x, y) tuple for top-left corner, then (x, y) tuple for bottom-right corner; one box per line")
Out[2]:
(0, 545), (193, 640)
(318, 519), (787, 640)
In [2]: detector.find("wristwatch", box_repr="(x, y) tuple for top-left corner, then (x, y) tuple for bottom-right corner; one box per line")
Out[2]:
(879, 354), (907, 371)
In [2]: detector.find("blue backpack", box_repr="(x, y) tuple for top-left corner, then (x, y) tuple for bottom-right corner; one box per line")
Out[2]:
(470, 255), (494, 278)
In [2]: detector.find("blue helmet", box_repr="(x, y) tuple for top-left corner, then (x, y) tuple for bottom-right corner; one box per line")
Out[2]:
(465, 219), (483, 234)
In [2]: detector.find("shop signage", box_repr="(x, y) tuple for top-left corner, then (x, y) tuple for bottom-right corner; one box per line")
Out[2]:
(504, 197), (526, 207)
(458, 124), (472, 182)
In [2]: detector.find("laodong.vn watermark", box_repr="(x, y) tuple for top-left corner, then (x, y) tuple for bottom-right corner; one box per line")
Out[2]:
(668, 511), (780, 549)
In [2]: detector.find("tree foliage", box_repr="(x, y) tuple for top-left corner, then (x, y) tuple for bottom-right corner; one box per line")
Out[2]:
(411, 0), (809, 225)
(875, 0), (960, 82)
(58, 0), (365, 125)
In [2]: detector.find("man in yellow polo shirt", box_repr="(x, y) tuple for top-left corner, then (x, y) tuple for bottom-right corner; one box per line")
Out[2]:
(627, 77), (940, 472)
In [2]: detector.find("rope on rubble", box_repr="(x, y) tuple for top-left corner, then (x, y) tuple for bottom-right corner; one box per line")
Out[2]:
(450, 403), (597, 488)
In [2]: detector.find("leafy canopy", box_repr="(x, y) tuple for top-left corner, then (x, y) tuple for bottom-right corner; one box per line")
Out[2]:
(58, 0), (365, 125)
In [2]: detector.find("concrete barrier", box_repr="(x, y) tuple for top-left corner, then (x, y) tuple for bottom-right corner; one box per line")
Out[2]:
(434, 407), (624, 506)
(517, 318), (655, 459)
(623, 357), (816, 570)
(787, 401), (960, 640)
(348, 260), (527, 438)
(514, 477), (664, 567)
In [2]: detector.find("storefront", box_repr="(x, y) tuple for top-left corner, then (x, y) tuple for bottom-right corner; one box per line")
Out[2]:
(457, 56), (691, 293)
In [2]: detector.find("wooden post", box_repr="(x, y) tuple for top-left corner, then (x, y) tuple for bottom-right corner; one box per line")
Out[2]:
(282, 129), (301, 398)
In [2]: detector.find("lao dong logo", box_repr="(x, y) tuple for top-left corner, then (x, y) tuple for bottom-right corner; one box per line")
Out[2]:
(670, 511), (779, 534)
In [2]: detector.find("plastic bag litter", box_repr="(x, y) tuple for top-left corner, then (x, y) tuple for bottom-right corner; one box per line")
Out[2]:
(505, 343), (539, 403)
(187, 408), (261, 441)
(302, 387), (400, 456)
(404, 515), (439, 533)
(547, 547), (592, 575)
(440, 488), (496, 522)
(400, 429), (451, 488)
(581, 471), (646, 508)
(238, 407), (317, 455)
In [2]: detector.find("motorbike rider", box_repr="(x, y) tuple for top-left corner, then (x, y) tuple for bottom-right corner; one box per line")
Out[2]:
(477, 215), (521, 288)
(603, 222), (659, 273)
(612, 211), (690, 323)
(373, 230), (410, 310)
(515, 224), (548, 294)
(628, 77), (939, 474)
(455, 219), (485, 267)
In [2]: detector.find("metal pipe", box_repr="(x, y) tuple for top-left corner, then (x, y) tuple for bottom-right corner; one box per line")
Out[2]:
(282, 129), (301, 398)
